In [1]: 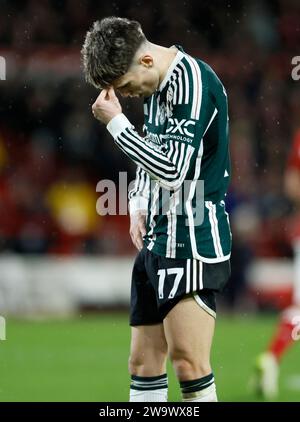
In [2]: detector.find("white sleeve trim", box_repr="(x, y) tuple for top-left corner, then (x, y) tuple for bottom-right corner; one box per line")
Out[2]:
(106, 113), (132, 138)
(129, 196), (148, 215)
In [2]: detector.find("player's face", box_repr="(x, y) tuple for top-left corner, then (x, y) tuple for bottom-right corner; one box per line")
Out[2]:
(113, 56), (159, 98)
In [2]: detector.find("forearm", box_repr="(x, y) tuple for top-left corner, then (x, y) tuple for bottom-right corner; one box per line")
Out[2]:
(128, 167), (150, 214)
(107, 114), (194, 190)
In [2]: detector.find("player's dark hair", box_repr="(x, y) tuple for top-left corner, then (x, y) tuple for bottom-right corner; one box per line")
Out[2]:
(81, 17), (146, 89)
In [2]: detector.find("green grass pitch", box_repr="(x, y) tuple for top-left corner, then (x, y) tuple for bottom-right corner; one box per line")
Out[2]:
(0, 314), (299, 402)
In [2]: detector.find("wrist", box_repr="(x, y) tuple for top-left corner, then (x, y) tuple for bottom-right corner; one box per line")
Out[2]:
(107, 113), (132, 138)
(106, 112), (122, 125)
(129, 196), (148, 215)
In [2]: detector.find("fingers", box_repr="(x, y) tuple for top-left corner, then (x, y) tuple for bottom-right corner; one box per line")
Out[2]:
(131, 232), (143, 251)
(101, 86), (117, 102)
(130, 226), (145, 251)
(107, 86), (116, 98)
(140, 224), (146, 237)
(100, 89), (107, 98)
(96, 89), (107, 102)
(94, 89), (108, 105)
(129, 212), (147, 250)
(135, 234), (144, 251)
(92, 88), (114, 111)
(92, 89), (107, 115)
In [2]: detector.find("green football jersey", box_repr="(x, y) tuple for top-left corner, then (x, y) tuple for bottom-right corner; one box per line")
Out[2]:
(107, 45), (232, 262)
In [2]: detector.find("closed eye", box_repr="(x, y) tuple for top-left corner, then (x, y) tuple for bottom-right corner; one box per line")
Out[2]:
(118, 82), (129, 90)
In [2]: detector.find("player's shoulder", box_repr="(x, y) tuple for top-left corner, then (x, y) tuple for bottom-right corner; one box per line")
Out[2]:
(174, 47), (220, 84)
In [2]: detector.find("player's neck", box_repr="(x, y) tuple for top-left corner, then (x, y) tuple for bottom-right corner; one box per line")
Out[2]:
(149, 43), (178, 87)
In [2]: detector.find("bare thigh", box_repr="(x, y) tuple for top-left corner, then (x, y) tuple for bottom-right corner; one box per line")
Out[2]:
(129, 324), (168, 376)
(163, 296), (215, 380)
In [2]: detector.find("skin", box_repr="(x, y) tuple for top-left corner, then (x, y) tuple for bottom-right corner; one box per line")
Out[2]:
(91, 42), (178, 124)
(129, 210), (146, 251)
(92, 41), (179, 250)
(129, 297), (215, 381)
(92, 41), (216, 385)
(285, 168), (300, 206)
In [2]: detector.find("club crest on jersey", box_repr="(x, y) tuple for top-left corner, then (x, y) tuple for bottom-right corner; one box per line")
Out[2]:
(166, 118), (196, 138)
(166, 88), (174, 117)
(158, 103), (167, 125)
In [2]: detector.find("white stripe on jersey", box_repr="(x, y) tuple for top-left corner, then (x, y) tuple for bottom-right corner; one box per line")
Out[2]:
(186, 140), (204, 258)
(173, 75), (178, 105)
(168, 72), (176, 101)
(119, 134), (194, 190)
(123, 130), (174, 165)
(185, 108), (218, 261)
(184, 56), (202, 120)
(115, 59), (202, 191)
(176, 66), (184, 105)
(193, 259), (197, 291)
(175, 144), (194, 187)
(171, 209), (176, 258)
(122, 130), (194, 186)
(128, 167), (142, 199)
(117, 138), (174, 180)
(143, 103), (148, 115)
(206, 201), (224, 258)
(144, 172), (150, 199)
(166, 144), (191, 258)
(129, 167), (150, 201)
(148, 184), (160, 239)
(177, 143), (185, 175)
(221, 200), (233, 242)
(118, 133), (177, 178)
(172, 141), (180, 168)
(167, 140), (175, 161)
(170, 61), (193, 109)
(155, 93), (161, 126)
(138, 168), (146, 194)
(166, 189), (180, 258)
(172, 190), (180, 257)
(198, 260), (203, 290)
(166, 208), (172, 257)
(186, 259), (191, 293)
(148, 96), (154, 124)
(179, 63), (190, 104)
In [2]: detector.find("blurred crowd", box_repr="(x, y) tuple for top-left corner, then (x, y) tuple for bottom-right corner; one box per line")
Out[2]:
(0, 0), (299, 284)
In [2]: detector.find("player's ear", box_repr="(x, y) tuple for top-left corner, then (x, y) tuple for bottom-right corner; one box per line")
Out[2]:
(139, 54), (153, 68)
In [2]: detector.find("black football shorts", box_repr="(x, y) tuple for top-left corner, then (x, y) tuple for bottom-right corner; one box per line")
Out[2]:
(130, 247), (231, 326)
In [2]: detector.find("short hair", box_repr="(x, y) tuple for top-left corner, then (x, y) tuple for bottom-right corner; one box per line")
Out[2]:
(81, 17), (146, 89)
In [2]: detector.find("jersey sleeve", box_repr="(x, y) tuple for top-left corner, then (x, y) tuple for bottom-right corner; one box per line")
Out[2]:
(128, 166), (150, 214)
(107, 57), (219, 190)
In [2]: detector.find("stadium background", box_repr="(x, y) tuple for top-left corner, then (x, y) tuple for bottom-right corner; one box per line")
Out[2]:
(0, 0), (299, 401)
